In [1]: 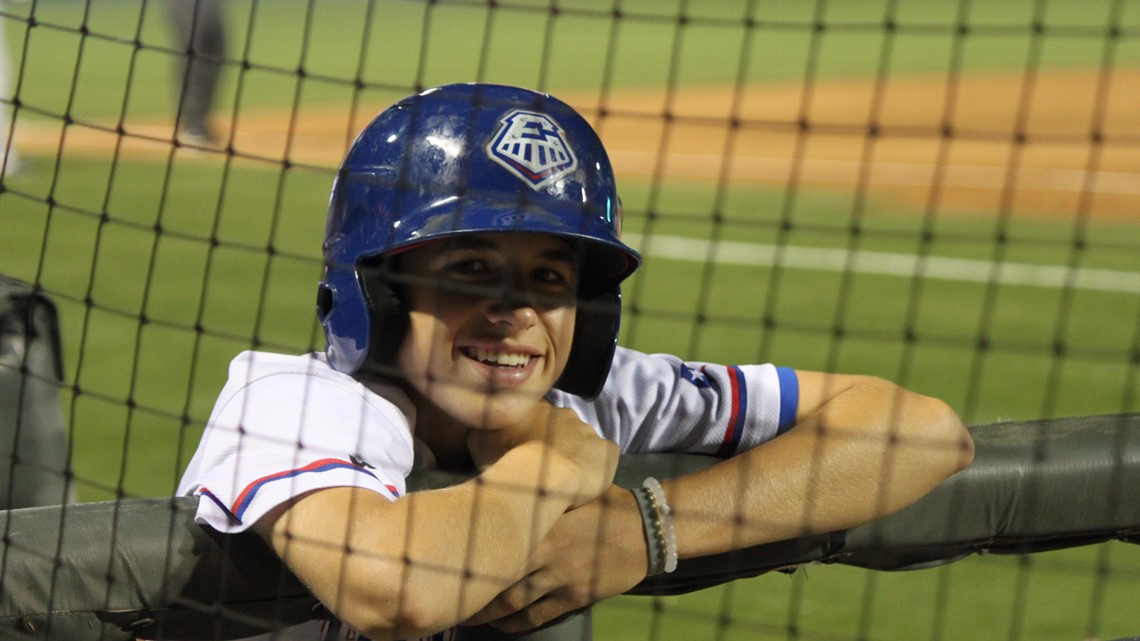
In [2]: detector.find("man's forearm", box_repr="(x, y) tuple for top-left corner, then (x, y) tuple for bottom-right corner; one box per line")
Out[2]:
(660, 380), (973, 559)
(263, 443), (580, 639)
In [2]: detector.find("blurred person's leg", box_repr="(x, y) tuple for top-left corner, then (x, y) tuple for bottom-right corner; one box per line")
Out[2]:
(167, 0), (225, 143)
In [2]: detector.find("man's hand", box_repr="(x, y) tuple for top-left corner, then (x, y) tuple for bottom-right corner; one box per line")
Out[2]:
(464, 485), (648, 633)
(467, 404), (619, 508)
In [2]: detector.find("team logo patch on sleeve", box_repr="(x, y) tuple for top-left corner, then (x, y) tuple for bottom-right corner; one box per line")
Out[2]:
(485, 110), (578, 190)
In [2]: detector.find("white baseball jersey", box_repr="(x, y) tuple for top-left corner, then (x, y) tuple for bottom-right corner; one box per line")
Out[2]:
(177, 347), (799, 640)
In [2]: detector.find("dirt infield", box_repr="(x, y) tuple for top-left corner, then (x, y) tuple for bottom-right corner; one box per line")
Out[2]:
(15, 68), (1140, 219)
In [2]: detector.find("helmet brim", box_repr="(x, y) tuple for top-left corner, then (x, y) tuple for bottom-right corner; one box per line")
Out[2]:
(380, 193), (641, 291)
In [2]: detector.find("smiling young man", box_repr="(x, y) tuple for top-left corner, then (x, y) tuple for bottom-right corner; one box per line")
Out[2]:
(175, 83), (974, 641)
(396, 232), (582, 441)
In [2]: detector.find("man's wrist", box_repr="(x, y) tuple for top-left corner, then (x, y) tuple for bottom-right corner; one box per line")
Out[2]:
(642, 477), (678, 573)
(629, 477), (677, 576)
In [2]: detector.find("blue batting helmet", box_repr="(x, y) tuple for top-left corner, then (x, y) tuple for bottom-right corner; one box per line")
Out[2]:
(317, 83), (641, 399)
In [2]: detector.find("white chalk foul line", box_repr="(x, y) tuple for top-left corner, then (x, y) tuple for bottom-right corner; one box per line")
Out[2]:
(611, 150), (1140, 197)
(626, 234), (1140, 295)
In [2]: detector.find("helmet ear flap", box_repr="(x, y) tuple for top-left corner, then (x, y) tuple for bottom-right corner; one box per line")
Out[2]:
(555, 289), (621, 400)
(356, 264), (410, 379)
(316, 281), (335, 324)
(318, 263), (409, 379)
(319, 270), (371, 374)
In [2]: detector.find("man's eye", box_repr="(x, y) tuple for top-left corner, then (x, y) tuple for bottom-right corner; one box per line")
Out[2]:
(445, 259), (490, 276)
(532, 267), (571, 287)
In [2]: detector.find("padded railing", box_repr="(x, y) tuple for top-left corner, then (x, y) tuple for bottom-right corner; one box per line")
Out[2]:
(2, 413), (1138, 640)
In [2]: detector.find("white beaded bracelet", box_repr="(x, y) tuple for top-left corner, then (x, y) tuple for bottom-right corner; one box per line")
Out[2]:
(630, 486), (666, 575)
(642, 477), (678, 574)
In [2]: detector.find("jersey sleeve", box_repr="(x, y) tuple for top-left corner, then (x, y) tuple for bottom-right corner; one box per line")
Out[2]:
(551, 347), (799, 456)
(180, 355), (414, 533)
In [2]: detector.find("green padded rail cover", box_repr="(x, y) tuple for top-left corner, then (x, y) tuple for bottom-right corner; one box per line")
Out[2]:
(1, 413), (1138, 640)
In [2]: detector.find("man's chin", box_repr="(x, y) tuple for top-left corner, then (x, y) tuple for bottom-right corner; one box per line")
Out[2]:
(446, 389), (547, 431)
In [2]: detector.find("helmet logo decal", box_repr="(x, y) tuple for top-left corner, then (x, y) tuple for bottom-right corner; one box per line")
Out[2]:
(485, 110), (578, 190)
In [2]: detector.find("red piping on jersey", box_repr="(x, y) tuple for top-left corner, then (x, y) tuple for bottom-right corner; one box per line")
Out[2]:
(716, 366), (748, 457)
(229, 458), (399, 522)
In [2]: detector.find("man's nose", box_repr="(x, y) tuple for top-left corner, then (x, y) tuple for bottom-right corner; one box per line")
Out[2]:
(484, 274), (543, 327)
(484, 294), (539, 330)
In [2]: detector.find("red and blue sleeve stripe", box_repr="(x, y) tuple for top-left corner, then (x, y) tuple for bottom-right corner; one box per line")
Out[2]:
(213, 458), (400, 524)
(198, 487), (239, 524)
(716, 365), (799, 457)
(716, 366), (748, 457)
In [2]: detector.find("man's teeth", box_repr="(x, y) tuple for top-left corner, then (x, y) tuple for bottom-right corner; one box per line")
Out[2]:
(468, 348), (531, 367)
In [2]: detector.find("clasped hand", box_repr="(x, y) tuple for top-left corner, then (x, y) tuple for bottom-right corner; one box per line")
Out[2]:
(464, 404), (648, 632)
(466, 402), (618, 508)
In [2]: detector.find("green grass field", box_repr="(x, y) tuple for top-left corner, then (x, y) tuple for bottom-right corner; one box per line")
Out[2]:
(2, 1), (1139, 639)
